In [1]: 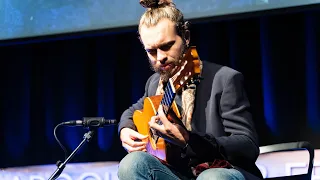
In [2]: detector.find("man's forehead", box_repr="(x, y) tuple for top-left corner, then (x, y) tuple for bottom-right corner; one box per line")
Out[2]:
(140, 19), (177, 48)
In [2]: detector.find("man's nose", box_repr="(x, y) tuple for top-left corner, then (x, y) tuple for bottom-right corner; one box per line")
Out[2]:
(156, 49), (167, 64)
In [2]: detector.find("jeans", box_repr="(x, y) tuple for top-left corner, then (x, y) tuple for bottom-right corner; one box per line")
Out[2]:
(117, 151), (246, 180)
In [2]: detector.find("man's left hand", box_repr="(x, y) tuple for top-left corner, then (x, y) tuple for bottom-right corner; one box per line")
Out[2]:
(148, 105), (189, 147)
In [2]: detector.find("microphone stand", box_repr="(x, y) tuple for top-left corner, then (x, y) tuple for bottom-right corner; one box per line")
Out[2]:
(48, 128), (96, 180)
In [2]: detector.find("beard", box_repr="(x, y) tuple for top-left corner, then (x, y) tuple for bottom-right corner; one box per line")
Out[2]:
(149, 60), (173, 82)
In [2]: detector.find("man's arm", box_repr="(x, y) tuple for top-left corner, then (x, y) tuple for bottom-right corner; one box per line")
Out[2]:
(117, 73), (157, 134)
(215, 71), (259, 161)
(183, 71), (259, 164)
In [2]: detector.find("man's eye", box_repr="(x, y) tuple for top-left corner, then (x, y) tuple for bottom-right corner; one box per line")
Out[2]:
(147, 49), (157, 55)
(160, 43), (174, 51)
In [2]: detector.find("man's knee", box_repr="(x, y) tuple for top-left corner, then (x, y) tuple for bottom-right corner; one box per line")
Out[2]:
(117, 151), (152, 178)
(197, 168), (245, 180)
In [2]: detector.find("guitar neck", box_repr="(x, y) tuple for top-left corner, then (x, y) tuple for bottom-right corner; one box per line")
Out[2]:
(151, 78), (176, 143)
(159, 78), (176, 116)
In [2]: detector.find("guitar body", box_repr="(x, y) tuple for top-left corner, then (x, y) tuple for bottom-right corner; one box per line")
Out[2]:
(133, 95), (181, 163)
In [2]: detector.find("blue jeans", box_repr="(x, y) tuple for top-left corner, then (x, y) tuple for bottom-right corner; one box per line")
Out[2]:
(117, 151), (246, 180)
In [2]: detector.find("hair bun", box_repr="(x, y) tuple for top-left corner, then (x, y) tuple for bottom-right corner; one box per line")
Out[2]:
(140, 0), (173, 8)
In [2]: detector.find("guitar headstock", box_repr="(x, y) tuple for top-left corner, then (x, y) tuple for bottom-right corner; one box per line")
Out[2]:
(170, 46), (201, 92)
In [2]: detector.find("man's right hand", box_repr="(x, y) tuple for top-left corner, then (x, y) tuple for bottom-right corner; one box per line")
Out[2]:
(120, 128), (148, 153)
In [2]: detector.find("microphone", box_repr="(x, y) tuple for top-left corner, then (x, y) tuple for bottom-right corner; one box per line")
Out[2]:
(62, 117), (117, 128)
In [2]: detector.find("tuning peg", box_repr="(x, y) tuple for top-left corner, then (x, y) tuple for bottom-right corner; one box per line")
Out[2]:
(193, 77), (202, 85)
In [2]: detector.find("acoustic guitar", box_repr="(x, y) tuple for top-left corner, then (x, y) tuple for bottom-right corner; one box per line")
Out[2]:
(132, 46), (201, 165)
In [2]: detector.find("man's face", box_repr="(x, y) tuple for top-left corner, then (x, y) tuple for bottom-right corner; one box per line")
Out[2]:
(139, 19), (187, 82)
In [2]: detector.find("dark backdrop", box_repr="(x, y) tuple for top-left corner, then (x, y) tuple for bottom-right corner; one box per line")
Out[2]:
(0, 7), (319, 168)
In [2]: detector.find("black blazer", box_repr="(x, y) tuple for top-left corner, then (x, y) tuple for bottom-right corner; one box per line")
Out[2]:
(118, 61), (263, 179)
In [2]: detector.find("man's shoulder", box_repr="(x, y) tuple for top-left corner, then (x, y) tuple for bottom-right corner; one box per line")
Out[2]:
(147, 73), (160, 84)
(202, 61), (243, 81)
(144, 73), (160, 95)
(149, 72), (160, 79)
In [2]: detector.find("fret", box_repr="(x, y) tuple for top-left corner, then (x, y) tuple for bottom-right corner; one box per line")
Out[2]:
(167, 86), (174, 100)
(168, 90), (173, 100)
(163, 85), (175, 115)
(161, 88), (168, 104)
(162, 96), (169, 109)
(165, 93), (171, 105)
(163, 93), (169, 106)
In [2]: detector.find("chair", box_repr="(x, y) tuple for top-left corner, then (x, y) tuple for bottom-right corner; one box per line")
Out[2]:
(259, 141), (314, 180)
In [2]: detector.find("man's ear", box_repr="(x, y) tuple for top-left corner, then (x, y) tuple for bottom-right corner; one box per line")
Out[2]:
(184, 30), (190, 47)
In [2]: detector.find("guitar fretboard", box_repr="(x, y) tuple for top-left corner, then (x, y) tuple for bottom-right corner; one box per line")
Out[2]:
(159, 79), (176, 116)
(150, 79), (176, 142)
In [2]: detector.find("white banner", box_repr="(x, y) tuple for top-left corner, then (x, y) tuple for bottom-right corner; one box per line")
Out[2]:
(0, 162), (119, 180)
(1, 150), (319, 180)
